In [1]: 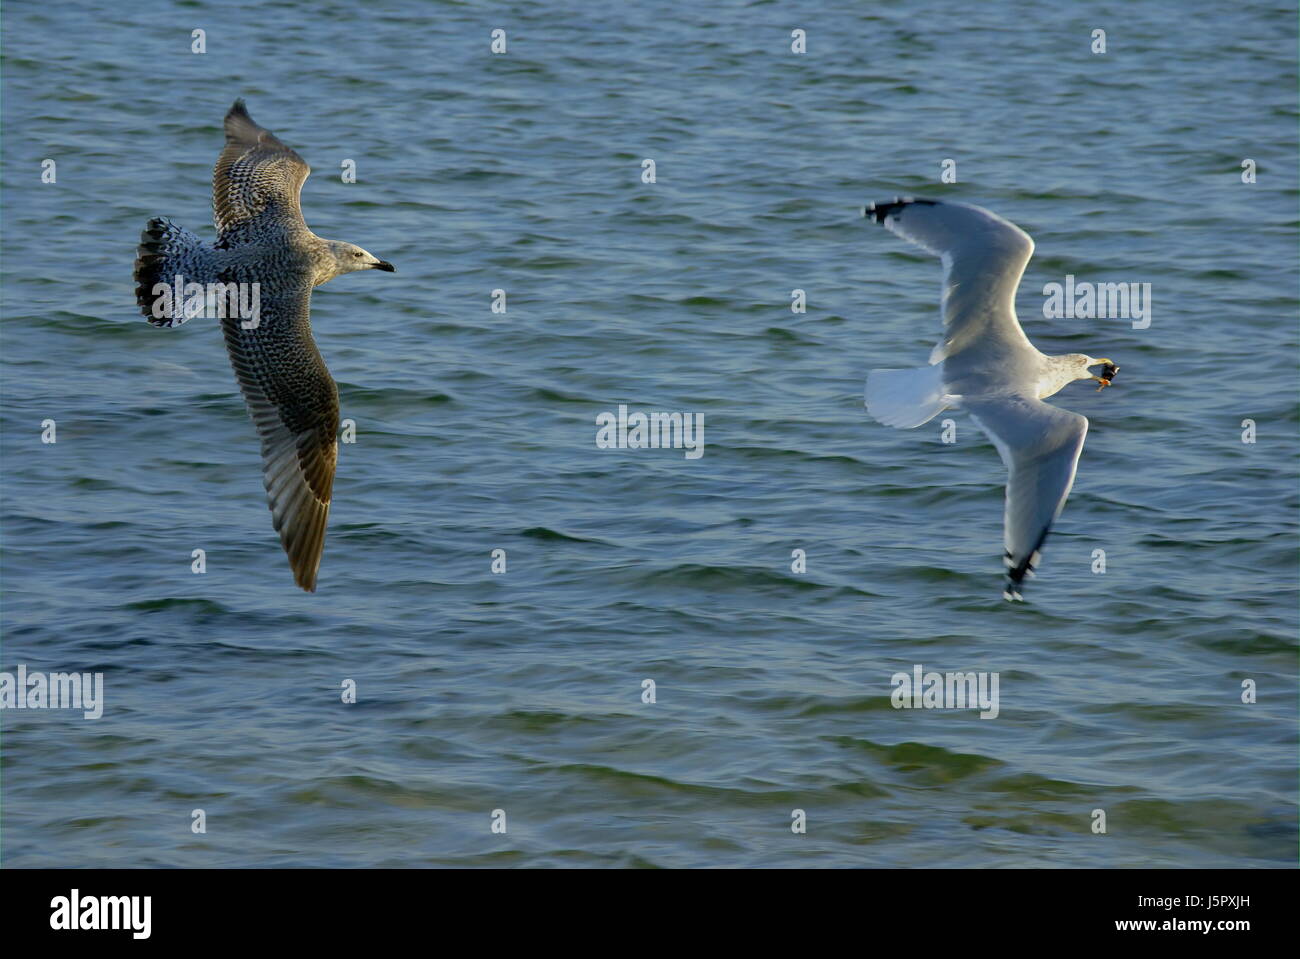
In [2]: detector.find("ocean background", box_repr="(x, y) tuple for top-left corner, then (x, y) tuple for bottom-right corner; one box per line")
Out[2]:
(1, 0), (1296, 868)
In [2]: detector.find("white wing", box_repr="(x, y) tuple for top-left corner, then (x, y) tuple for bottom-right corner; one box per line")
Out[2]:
(960, 393), (1089, 600)
(864, 197), (1040, 391)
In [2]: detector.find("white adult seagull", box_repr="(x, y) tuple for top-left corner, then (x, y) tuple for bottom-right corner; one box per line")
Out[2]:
(861, 197), (1118, 601)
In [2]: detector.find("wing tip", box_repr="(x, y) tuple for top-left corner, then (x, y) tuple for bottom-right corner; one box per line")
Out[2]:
(224, 98), (260, 140)
(226, 98), (252, 125)
(863, 195), (940, 224)
(260, 434), (334, 594)
(1004, 543), (1045, 599)
(287, 527), (325, 593)
(281, 512), (328, 594)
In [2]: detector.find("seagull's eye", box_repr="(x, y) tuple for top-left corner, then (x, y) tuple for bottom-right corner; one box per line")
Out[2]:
(353, 251), (362, 258)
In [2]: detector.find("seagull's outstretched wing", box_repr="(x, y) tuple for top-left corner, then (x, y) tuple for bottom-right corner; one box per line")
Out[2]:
(213, 99), (311, 246)
(864, 197), (1038, 379)
(960, 394), (1089, 601)
(220, 289), (338, 592)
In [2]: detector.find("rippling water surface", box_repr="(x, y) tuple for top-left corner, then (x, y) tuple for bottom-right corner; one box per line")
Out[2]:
(2, 0), (1296, 867)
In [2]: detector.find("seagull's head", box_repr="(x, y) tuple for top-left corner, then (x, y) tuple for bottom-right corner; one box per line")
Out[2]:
(327, 240), (395, 278)
(1078, 355), (1119, 391)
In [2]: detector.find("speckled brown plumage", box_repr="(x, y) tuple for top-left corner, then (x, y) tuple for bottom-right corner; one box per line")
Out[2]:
(133, 99), (395, 591)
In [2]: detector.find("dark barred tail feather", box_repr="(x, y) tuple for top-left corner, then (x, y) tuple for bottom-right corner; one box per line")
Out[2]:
(133, 217), (217, 327)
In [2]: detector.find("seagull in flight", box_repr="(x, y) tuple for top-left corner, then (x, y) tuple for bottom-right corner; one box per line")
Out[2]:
(133, 100), (395, 591)
(861, 197), (1118, 601)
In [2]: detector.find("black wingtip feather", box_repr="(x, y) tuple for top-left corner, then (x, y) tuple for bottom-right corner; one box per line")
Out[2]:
(1004, 526), (1055, 599)
(863, 196), (940, 224)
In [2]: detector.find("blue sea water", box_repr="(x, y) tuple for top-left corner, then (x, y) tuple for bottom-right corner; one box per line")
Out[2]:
(1, 0), (1296, 867)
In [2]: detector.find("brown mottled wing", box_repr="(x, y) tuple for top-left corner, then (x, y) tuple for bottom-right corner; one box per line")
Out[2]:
(220, 286), (338, 592)
(213, 99), (311, 246)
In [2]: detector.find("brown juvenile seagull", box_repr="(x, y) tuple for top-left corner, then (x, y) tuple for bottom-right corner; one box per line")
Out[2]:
(133, 99), (395, 591)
